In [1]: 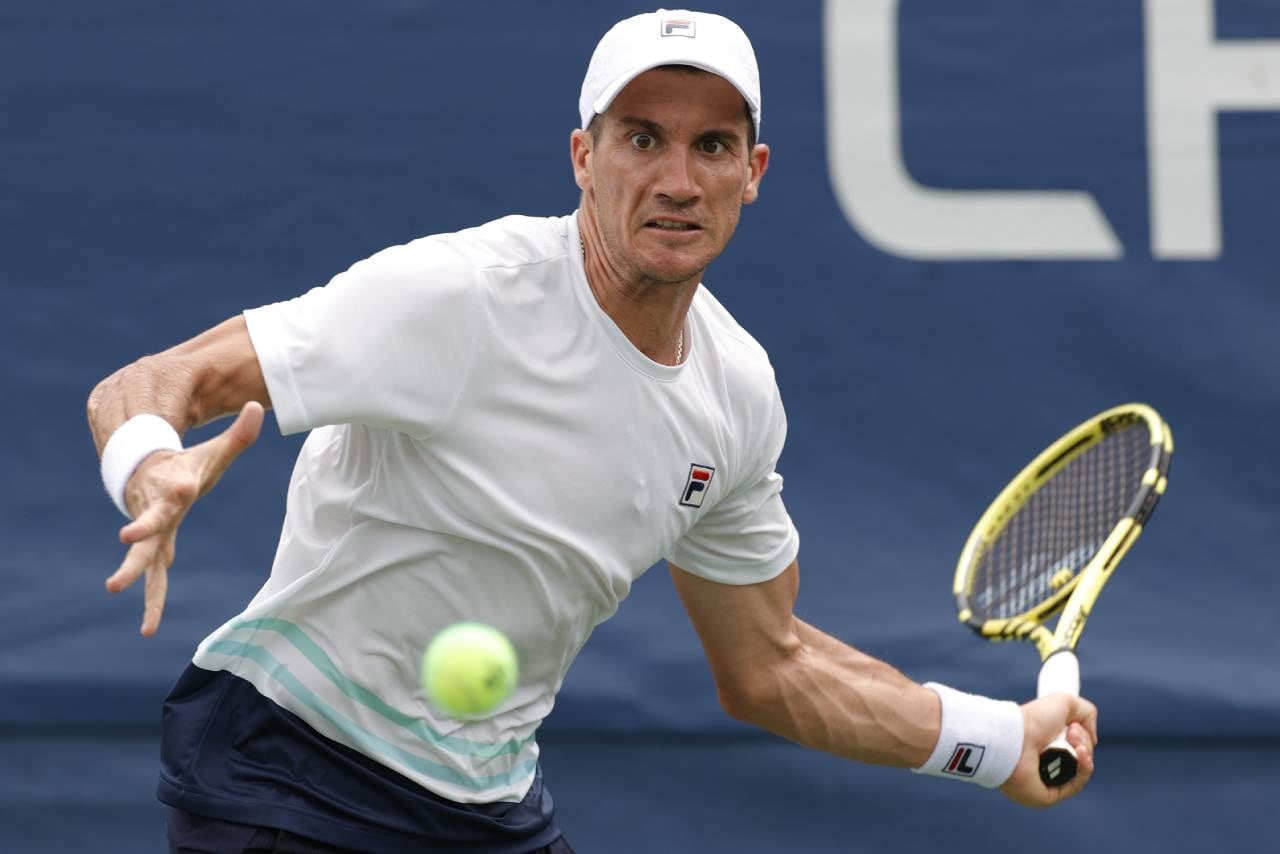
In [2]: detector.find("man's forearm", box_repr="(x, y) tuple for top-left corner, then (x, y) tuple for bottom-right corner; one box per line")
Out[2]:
(87, 316), (269, 454)
(725, 619), (940, 769)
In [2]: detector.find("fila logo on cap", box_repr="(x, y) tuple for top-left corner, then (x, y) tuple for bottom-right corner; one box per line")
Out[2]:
(679, 464), (715, 507)
(942, 743), (985, 778)
(661, 18), (696, 38)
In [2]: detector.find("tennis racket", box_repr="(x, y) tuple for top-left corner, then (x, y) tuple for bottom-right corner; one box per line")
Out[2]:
(953, 403), (1172, 787)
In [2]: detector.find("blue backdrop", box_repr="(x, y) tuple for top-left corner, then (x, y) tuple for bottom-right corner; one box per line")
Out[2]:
(2, 1), (1276, 851)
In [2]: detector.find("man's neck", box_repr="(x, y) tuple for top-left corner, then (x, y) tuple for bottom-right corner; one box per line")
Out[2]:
(577, 209), (696, 367)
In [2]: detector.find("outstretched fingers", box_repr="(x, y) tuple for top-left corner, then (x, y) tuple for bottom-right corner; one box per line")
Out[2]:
(119, 495), (182, 545)
(140, 558), (171, 637)
(108, 509), (179, 634)
(106, 401), (264, 637)
(107, 536), (156, 594)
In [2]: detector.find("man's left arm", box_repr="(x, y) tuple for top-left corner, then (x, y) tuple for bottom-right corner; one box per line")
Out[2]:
(667, 558), (1098, 807)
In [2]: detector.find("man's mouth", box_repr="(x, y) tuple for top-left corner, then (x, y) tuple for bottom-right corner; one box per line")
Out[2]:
(645, 218), (701, 232)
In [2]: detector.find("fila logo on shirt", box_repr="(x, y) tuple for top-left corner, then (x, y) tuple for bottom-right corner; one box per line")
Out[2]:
(679, 464), (715, 508)
(942, 743), (985, 778)
(661, 18), (695, 38)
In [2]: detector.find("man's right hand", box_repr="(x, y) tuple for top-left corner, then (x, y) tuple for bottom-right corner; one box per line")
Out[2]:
(105, 401), (264, 636)
(1000, 693), (1099, 808)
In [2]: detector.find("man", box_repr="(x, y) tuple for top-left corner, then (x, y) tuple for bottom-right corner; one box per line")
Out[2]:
(88, 10), (1097, 853)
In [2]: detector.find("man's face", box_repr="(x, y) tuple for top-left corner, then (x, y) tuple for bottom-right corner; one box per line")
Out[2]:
(572, 68), (769, 286)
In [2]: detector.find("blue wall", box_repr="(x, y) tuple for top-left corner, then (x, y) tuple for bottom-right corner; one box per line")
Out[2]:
(3, 1), (1276, 850)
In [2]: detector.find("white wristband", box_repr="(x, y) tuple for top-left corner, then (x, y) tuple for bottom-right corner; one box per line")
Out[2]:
(100, 414), (183, 518)
(912, 683), (1024, 788)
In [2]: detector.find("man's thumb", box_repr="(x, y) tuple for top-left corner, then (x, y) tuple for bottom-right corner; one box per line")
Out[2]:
(199, 401), (265, 476)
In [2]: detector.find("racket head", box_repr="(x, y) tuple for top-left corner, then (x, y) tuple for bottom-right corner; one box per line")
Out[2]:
(953, 403), (1172, 644)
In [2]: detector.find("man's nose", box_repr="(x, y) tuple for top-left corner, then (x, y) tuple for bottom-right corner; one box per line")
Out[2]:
(653, 148), (700, 204)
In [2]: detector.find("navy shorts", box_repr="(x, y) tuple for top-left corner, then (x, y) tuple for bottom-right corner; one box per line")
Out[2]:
(166, 806), (576, 854)
(160, 666), (562, 852)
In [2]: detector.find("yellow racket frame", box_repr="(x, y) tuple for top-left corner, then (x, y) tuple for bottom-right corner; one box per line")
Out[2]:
(953, 403), (1173, 660)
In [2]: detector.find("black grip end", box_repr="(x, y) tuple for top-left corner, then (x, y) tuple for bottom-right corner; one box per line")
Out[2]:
(1039, 747), (1079, 787)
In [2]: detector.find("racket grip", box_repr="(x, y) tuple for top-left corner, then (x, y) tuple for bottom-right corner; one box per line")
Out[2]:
(1035, 650), (1080, 787)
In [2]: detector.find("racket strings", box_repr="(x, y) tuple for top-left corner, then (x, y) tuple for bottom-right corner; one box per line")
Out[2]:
(972, 423), (1151, 621)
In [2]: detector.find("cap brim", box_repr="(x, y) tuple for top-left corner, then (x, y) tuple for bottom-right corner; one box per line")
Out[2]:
(588, 60), (760, 135)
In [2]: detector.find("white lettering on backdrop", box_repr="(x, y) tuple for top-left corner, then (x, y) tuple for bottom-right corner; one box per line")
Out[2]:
(825, 0), (1280, 260)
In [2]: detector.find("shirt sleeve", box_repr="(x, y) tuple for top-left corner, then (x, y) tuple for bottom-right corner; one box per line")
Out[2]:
(244, 239), (482, 437)
(665, 382), (800, 585)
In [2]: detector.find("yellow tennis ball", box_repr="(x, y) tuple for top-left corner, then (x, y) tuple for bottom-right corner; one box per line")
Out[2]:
(421, 622), (518, 718)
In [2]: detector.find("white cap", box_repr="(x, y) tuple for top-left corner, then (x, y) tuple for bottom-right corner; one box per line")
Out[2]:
(579, 9), (762, 140)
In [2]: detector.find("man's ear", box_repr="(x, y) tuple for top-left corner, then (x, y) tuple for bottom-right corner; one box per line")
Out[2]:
(570, 128), (592, 192)
(741, 142), (770, 205)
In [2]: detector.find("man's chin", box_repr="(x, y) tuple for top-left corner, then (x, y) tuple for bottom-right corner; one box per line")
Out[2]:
(635, 247), (717, 285)
(636, 260), (706, 285)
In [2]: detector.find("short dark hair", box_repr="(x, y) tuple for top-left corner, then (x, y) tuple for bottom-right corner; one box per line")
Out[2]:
(586, 64), (757, 151)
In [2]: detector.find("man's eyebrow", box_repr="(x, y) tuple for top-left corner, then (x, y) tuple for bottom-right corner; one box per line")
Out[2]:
(698, 126), (746, 144)
(615, 116), (746, 144)
(615, 116), (666, 134)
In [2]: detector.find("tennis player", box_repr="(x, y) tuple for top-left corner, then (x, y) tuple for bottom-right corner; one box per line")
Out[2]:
(88, 10), (1098, 853)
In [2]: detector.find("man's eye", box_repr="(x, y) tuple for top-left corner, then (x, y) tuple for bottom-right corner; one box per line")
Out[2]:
(631, 133), (655, 151)
(700, 139), (726, 155)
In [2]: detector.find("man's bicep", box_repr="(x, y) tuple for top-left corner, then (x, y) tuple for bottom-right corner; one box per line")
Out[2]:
(668, 558), (801, 708)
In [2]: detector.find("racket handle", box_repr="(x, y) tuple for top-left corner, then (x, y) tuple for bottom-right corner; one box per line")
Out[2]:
(1035, 650), (1080, 787)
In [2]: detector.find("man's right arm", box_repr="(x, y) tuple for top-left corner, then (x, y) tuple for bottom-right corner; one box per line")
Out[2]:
(670, 559), (1098, 807)
(88, 315), (270, 636)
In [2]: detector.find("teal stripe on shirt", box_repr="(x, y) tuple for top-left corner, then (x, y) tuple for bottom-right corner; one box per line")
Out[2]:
(223, 617), (532, 759)
(204, 639), (538, 792)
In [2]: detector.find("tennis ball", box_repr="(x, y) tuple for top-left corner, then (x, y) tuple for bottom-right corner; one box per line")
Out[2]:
(420, 622), (518, 718)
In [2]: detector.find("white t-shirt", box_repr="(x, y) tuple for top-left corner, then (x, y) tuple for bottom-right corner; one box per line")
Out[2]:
(195, 211), (799, 804)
